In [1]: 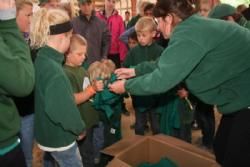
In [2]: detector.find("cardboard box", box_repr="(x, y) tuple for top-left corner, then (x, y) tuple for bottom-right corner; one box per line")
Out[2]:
(102, 134), (220, 167)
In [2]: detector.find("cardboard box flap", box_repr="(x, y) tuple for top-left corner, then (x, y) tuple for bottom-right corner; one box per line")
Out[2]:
(102, 135), (143, 157)
(106, 158), (130, 167)
(153, 134), (215, 159)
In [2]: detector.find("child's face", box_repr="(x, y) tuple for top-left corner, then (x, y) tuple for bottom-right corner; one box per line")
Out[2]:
(67, 45), (87, 66)
(128, 38), (138, 49)
(199, 3), (211, 17)
(16, 4), (33, 33)
(137, 30), (155, 46)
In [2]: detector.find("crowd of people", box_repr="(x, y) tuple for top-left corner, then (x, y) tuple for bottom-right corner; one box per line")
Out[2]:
(1, 0), (250, 167)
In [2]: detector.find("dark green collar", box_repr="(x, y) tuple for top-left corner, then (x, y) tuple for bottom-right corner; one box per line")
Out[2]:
(39, 45), (64, 64)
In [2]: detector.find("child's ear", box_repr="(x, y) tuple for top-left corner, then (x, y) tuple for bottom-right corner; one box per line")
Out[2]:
(152, 30), (157, 38)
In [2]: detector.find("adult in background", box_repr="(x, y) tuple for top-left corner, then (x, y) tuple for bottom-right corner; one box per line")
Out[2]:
(109, 0), (250, 166)
(72, 0), (110, 66)
(209, 3), (250, 29)
(96, 0), (128, 68)
(124, 10), (130, 29)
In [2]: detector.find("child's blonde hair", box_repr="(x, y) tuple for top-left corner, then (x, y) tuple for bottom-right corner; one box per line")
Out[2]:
(88, 61), (102, 82)
(30, 8), (71, 48)
(16, 0), (33, 13)
(101, 59), (116, 79)
(88, 59), (116, 82)
(135, 16), (157, 33)
(68, 34), (87, 53)
(59, 0), (80, 19)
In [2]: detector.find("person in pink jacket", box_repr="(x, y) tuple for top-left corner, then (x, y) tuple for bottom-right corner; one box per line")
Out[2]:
(96, 0), (127, 68)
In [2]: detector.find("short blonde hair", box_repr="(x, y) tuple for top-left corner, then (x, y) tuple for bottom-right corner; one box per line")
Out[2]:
(68, 34), (87, 53)
(135, 16), (157, 32)
(16, 0), (33, 13)
(88, 59), (116, 82)
(88, 61), (102, 82)
(59, 0), (80, 19)
(30, 8), (70, 48)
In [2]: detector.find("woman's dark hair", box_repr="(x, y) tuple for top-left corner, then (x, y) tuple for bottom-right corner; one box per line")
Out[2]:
(144, 3), (155, 13)
(153, 0), (195, 20)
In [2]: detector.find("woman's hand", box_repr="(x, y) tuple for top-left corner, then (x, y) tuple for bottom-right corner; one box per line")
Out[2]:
(109, 80), (126, 94)
(115, 68), (136, 79)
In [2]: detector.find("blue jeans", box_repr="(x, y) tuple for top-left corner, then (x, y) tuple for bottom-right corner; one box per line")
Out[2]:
(20, 114), (34, 167)
(45, 143), (83, 167)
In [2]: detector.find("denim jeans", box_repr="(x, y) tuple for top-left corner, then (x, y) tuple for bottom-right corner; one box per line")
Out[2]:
(20, 114), (34, 167)
(45, 143), (83, 167)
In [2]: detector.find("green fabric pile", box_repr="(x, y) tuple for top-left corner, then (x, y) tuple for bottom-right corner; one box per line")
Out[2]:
(138, 157), (178, 167)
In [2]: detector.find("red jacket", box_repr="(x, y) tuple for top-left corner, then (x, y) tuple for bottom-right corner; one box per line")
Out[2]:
(96, 10), (128, 61)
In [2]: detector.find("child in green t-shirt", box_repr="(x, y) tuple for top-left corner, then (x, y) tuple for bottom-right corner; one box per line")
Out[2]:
(64, 34), (104, 166)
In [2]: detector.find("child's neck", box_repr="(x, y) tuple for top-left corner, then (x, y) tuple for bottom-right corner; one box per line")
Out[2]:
(47, 39), (64, 53)
(142, 41), (153, 46)
(65, 62), (78, 67)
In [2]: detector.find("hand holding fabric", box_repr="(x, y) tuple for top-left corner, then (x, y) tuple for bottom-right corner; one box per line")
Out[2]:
(92, 80), (104, 92)
(114, 68), (136, 79)
(108, 79), (126, 94)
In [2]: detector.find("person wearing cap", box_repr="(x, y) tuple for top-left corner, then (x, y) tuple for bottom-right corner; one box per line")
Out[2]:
(209, 3), (250, 29)
(39, 0), (61, 8)
(109, 0), (250, 166)
(0, 0), (35, 166)
(72, 0), (111, 66)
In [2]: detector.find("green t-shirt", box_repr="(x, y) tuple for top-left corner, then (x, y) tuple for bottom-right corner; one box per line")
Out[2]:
(63, 65), (99, 129)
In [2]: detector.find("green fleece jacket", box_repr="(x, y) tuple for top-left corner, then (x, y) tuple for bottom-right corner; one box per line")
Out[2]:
(123, 42), (163, 112)
(125, 14), (250, 114)
(34, 46), (85, 148)
(0, 19), (34, 148)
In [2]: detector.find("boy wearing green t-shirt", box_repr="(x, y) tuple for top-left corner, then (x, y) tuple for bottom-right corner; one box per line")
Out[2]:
(64, 34), (103, 167)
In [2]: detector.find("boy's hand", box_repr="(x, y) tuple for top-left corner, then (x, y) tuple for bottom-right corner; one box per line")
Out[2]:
(109, 80), (126, 94)
(0, 0), (15, 10)
(77, 131), (86, 141)
(92, 80), (104, 92)
(115, 68), (136, 79)
(177, 88), (189, 99)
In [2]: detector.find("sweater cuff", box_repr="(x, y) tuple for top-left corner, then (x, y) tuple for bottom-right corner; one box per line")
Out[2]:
(0, 8), (16, 20)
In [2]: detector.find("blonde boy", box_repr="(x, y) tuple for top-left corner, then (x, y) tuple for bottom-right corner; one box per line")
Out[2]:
(123, 17), (164, 135)
(63, 34), (103, 166)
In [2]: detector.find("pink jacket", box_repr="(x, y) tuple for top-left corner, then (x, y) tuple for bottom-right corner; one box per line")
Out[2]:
(96, 10), (128, 61)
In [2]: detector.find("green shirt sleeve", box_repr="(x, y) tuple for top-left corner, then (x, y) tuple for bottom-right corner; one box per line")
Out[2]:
(0, 19), (34, 96)
(135, 59), (158, 76)
(45, 75), (85, 135)
(125, 38), (205, 95)
(123, 50), (133, 68)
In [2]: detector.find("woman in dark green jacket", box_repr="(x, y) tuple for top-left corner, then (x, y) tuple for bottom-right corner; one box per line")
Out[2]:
(109, 0), (250, 166)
